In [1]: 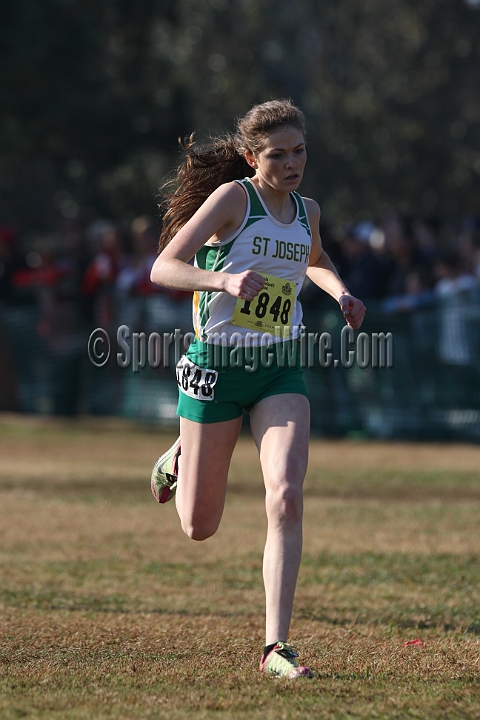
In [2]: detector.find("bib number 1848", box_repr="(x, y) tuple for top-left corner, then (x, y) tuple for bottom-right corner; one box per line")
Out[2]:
(239, 293), (291, 325)
(231, 274), (295, 335)
(176, 357), (218, 402)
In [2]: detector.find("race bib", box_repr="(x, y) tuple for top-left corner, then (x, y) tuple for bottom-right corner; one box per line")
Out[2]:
(176, 356), (218, 402)
(231, 274), (295, 336)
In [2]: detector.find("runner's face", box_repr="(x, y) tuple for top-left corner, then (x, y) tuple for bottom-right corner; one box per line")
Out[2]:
(247, 127), (306, 192)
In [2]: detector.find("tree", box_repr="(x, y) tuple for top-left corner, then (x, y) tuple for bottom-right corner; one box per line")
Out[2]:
(1, 0), (479, 233)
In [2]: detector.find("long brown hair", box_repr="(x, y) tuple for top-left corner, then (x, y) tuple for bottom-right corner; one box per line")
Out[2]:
(157, 99), (306, 251)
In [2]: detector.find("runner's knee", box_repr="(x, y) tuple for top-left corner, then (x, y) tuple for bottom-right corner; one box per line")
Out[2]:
(265, 482), (303, 526)
(181, 515), (220, 541)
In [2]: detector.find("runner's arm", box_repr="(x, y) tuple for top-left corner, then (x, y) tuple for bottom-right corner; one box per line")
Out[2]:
(304, 198), (366, 329)
(151, 182), (264, 300)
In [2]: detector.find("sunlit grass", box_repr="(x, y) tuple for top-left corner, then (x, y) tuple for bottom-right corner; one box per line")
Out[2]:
(0, 416), (479, 719)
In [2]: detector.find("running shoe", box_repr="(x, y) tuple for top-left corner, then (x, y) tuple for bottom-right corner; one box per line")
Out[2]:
(150, 437), (181, 504)
(260, 642), (314, 679)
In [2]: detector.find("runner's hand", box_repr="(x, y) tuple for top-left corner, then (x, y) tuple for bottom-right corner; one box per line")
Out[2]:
(223, 270), (265, 300)
(339, 294), (366, 330)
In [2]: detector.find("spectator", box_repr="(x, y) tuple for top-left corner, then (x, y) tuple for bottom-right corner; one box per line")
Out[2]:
(412, 216), (441, 264)
(116, 216), (159, 297)
(0, 226), (24, 410)
(434, 252), (478, 375)
(434, 251), (478, 298)
(456, 215), (480, 278)
(381, 266), (435, 313)
(82, 220), (130, 328)
(383, 215), (429, 297)
(0, 226), (28, 302)
(340, 221), (388, 299)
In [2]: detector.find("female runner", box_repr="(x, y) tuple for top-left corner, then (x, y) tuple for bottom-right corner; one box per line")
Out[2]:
(150, 99), (365, 678)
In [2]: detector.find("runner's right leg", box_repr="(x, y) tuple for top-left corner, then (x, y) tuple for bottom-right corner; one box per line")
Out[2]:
(175, 416), (242, 541)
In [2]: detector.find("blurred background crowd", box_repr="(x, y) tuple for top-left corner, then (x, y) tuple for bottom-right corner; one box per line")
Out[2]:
(1, 208), (480, 322)
(1, 209), (480, 325)
(1, 0), (480, 438)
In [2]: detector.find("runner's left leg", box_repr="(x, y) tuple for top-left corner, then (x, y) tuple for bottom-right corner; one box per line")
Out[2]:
(249, 393), (310, 646)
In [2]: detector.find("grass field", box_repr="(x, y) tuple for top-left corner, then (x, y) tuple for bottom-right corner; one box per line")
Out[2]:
(0, 415), (479, 719)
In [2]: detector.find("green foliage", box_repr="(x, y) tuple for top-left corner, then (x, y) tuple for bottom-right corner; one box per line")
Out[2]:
(1, 0), (480, 231)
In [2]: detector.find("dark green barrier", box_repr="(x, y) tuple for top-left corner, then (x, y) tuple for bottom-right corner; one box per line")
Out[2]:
(1, 289), (480, 440)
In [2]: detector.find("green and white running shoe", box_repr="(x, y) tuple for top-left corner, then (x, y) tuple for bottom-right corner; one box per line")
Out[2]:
(151, 437), (181, 504)
(260, 642), (314, 679)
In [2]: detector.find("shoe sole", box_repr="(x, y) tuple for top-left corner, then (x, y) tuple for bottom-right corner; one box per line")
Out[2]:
(261, 665), (314, 679)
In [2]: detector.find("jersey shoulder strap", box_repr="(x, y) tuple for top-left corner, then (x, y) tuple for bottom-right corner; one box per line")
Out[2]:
(292, 191), (312, 238)
(236, 178), (267, 227)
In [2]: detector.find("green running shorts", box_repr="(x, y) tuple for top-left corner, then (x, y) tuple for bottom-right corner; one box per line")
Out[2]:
(176, 337), (309, 424)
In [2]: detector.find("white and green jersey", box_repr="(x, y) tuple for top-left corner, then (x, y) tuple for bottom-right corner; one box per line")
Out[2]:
(193, 177), (312, 344)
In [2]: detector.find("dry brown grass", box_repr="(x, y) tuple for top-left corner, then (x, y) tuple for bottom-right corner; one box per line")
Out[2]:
(0, 414), (479, 719)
